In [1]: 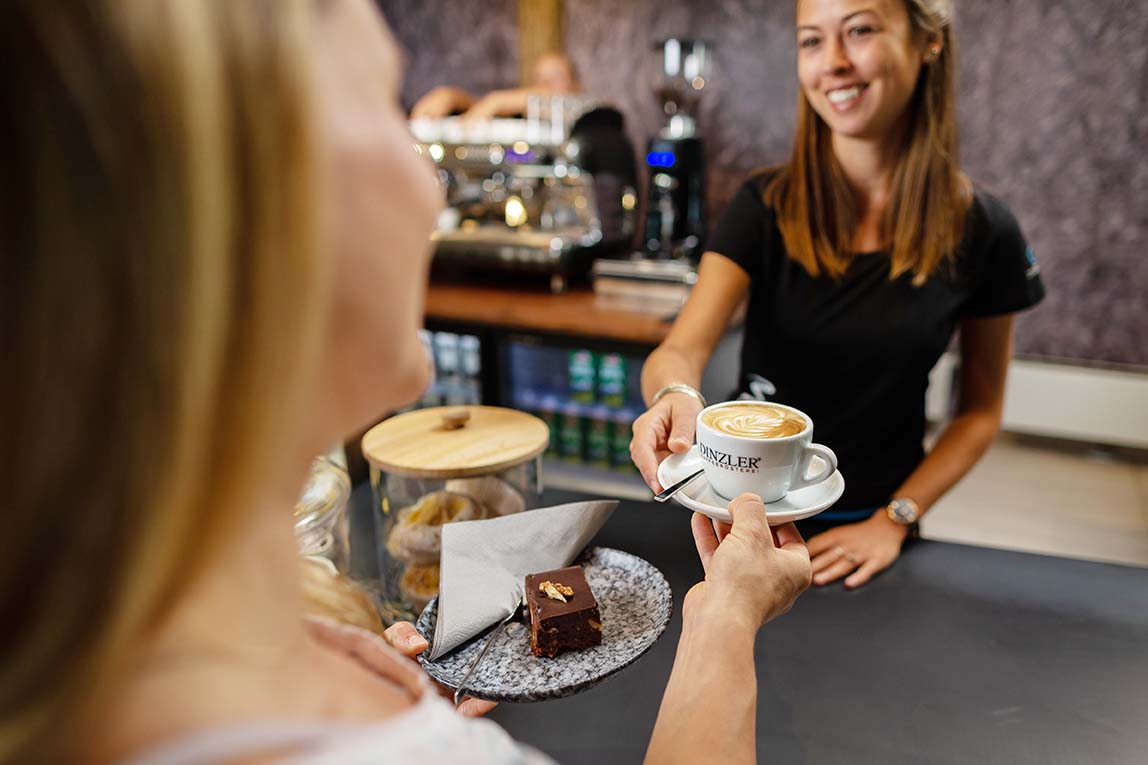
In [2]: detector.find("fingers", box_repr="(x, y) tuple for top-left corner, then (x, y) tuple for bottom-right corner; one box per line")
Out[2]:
(432, 682), (496, 716)
(302, 614), (345, 643)
(806, 530), (837, 559)
(462, 92), (505, 122)
(630, 415), (668, 491)
(727, 493), (770, 541)
(303, 616), (426, 690)
(772, 522), (812, 592)
(413, 105), (443, 120)
(690, 512), (719, 574)
(457, 696), (499, 717)
(845, 559), (884, 589)
(809, 544), (843, 576)
(305, 615), (391, 656)
(461, 96), (492, 121)
(411, 91), (449, 120)
(383, 621), (430, 657)
(712, 518), (732, 543)
(772, 522), (807, 555)
(666, 401), (697, 453)
(813, 557), (857, 586)
(812, 539), (858, 574)
(631, 400), (700, 488)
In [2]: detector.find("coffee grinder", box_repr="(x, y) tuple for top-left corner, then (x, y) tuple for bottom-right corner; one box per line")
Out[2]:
(643, 38), (710, 261)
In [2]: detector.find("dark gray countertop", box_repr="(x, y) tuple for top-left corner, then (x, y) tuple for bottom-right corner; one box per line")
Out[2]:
(351, 485), (1148, 764)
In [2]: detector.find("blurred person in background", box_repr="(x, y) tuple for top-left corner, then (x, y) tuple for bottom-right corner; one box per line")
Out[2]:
(631, 0), (1045, 589)
(410, 50), (581, 120)
(0, 1), (807, 763)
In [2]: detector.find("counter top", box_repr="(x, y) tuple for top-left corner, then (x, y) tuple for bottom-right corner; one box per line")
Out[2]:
(487, 489), (1148, 764)
(425, 283), (676, 346)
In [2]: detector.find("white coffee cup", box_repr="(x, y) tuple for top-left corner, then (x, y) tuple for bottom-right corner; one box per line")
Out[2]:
(695, 401), (837, 503)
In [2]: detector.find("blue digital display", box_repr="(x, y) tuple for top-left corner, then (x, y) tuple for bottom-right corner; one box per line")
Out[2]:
(646, 151), (676, 168)
(506, 148), (539, 163)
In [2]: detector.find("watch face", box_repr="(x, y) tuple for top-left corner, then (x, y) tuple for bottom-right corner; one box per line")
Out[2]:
(889, 500), (918, 523)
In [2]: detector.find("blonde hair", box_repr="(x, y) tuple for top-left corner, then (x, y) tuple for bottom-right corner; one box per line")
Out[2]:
(765, 0), (969, 285)
(301, 558), (386, 634)
(0, 1), (325, 759)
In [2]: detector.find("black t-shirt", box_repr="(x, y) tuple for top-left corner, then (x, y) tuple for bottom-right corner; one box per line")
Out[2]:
(706, 172), (1046, 513)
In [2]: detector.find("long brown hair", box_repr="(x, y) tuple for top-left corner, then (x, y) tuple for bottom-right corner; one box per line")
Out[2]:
(0, 1), (324, 760)
(765, 0), (969, 285)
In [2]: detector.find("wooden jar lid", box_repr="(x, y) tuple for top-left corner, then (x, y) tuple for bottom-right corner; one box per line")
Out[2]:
(361, 406), (550, 479)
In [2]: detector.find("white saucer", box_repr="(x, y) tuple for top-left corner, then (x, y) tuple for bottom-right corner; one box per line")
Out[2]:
(657, 445), (845, 525)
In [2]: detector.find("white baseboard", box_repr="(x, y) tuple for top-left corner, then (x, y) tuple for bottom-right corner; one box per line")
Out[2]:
(927, 354), (1148, 450)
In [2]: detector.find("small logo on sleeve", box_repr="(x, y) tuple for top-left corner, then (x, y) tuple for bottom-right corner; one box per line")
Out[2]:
(1024, 247), (1040, 279)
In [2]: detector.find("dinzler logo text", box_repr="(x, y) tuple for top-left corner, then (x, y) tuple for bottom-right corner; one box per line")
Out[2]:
(698, 444), (760, 473)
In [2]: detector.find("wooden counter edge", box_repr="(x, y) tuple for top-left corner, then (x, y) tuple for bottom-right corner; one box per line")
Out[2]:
(424, 283), (676, 347)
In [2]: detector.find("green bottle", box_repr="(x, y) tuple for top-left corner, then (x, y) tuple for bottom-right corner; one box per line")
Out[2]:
(568, 349), (597, 405)
(586, 406), (612, 468)
(611, 408), (637, 472)
(559, 402), (585, 462)
(537, 395), (561, 457)
(598, 353), (627, 409)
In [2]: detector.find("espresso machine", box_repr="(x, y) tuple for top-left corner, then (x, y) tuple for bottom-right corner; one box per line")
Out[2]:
(642, 38), (710, 261)
(590, 39), (710, 314)
(411, 98), (638, 293)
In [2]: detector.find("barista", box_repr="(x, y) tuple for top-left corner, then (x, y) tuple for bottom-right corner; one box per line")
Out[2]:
(410, 51), (580, 120)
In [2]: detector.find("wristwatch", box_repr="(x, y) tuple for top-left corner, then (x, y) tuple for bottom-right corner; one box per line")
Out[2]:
(885, 497), (921, 525)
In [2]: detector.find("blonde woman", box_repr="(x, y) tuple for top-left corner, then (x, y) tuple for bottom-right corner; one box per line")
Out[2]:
(1, 1), (808, 763)
(632, 0), (1045, 588)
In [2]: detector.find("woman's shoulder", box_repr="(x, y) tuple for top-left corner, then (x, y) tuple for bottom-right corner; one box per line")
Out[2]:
(706, 167), (786, 265)
(716, 166), (785, 223)
(123, 695), (556, 765)
(291, 697), (557, 765)
(964, 182), (1027, 246)
(954, 179), (1044, 317)
(742, 165), (786, 200)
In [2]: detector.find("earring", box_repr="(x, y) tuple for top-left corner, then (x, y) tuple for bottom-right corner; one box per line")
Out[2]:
(927, 46), (941, 62)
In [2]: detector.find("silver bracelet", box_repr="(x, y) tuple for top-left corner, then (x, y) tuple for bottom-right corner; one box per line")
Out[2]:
(650, 383), (707, 408)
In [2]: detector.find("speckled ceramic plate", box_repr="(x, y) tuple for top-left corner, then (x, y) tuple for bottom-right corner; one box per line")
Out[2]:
(415, 547), (672, 702)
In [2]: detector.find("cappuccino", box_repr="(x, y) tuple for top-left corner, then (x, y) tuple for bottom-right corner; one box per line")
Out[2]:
(701, 403), (806, 439)
(694, 401), (836, 502)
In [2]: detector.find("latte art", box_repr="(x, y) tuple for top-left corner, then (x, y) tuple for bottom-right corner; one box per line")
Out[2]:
(693, 400), (836, 504)
(701, 404), (806, 439)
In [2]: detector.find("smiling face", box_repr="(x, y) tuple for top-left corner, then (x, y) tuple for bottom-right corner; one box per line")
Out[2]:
(796, 0), (932, 142)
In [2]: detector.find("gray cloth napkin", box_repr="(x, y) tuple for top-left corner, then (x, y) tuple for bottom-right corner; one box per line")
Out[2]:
(428, 500), (617, 660)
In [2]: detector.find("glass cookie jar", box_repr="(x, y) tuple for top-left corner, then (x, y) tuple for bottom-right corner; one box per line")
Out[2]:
(361, 405), (549, 623)
(293, 456), (352, 572)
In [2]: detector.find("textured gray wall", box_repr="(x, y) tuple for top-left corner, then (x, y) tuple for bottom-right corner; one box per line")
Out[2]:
(378, 1), (1148, 368)
(382, 0), (520, 104)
